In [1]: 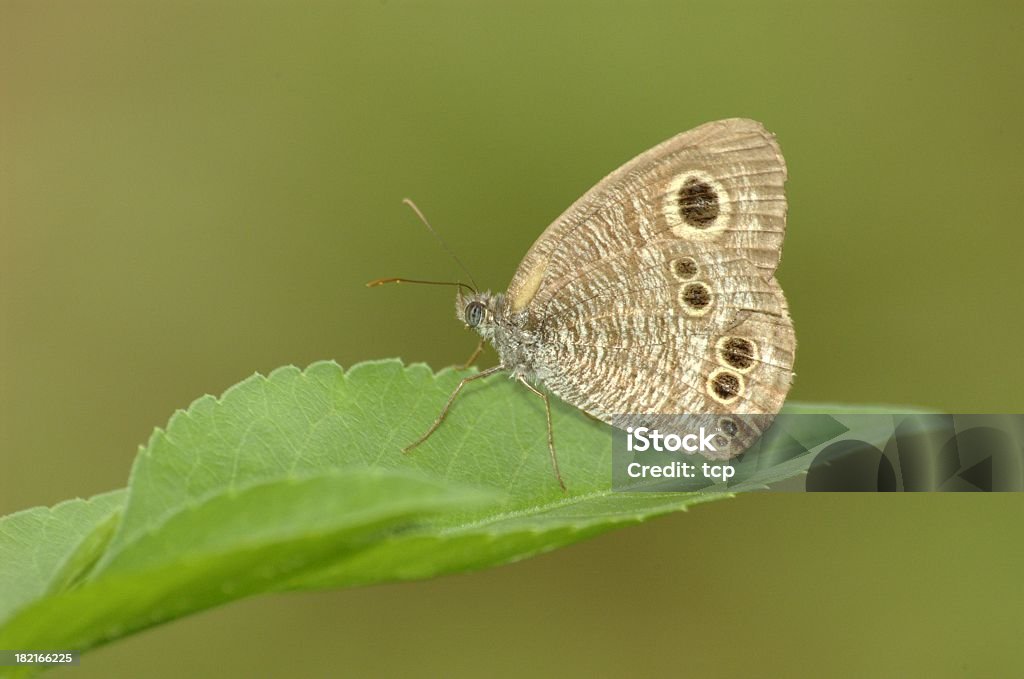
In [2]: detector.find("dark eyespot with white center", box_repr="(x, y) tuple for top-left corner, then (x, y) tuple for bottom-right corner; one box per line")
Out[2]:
(717, 336), (758, 373)
(677, 177), (720, 228)
(465, 301), (486, 328)
(707, 369), (743, 404)
(678, 281), (713, 316)
(669, 257), (698, 281)
(719, 417), (739, 437)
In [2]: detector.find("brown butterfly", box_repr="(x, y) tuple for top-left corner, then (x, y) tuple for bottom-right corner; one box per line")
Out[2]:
(372, 119), (795, 489)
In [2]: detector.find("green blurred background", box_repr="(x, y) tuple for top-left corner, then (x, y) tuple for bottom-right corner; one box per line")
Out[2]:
(2, 1), (1022, 676)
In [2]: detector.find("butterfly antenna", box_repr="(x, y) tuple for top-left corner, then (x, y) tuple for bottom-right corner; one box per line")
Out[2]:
(365, 277), (476, 295)
(402, 198), (479, 292)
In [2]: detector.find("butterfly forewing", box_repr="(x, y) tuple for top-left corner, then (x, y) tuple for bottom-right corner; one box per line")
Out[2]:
(506, 118), (787, 314)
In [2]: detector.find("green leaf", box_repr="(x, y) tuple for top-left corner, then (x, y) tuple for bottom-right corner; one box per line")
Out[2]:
(0, 470), (494, 672)
(0, 490), (125, 623)
(0, 359), (902, 666)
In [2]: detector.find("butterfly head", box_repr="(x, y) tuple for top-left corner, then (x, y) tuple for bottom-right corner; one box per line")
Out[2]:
(456, 289), (500, 338)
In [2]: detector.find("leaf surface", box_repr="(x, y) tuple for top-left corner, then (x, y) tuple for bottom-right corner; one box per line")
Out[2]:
(0, 360), (896, 666)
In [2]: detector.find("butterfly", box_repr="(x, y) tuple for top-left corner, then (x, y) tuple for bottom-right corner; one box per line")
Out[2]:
(373, 119), (795, 490)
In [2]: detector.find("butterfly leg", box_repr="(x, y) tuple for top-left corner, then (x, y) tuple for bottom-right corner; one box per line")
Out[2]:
(458, 338), (485, 370)
(403, 365), (504, 453)
(516, 377), (567, 492)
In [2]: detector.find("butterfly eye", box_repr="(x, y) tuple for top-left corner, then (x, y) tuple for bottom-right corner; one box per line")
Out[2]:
(465, 301), (486, 327)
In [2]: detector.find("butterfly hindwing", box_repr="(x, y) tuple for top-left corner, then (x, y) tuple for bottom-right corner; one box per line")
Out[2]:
(536, 248), (794, 414)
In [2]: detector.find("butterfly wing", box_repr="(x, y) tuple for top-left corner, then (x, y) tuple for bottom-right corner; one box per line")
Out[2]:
(510, 119), (794, 455)
(506, 118), (787, 310)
